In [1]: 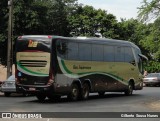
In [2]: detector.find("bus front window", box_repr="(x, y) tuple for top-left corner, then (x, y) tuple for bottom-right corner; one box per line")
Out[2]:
(138, 58), (143, 74)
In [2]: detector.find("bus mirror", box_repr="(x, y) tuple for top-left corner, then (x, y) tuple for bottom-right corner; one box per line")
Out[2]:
(138, 54), (148, 61)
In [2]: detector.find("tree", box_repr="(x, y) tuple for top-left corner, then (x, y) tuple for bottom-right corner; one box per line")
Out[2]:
(139, 18), (160, 61)
(1, 0), (159, 73)
(68, 5), (98, 36)
(0, 0), (9, 65)
(13, 0), (74, 36)
(0, 0), (8, 42)
(117, 19), (148, 46)
(0, 0), (77, 65)
(68, 5), (118, 38)
(138, 0), (160, 72)
(138, 0), (160, 22)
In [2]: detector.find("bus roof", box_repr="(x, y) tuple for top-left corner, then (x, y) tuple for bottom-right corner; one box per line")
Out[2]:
(19, 35), (63, 39)
(70, 36), (140, 49)
(19, 35), (140, 49)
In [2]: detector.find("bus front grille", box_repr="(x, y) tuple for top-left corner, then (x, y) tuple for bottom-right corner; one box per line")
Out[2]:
(19, 60), (47, 67)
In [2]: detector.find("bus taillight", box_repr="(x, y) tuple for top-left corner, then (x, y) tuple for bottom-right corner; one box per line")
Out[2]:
(18, 36), (22, 39)
(47, 79), (54, 86)
(48, 36), (52, 39)
(47, 71), (54, 86)
(15, 67), (20, 84)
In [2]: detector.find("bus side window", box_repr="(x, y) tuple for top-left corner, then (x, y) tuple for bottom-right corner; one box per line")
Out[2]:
(92, 44), (103, 61)
(68, 42), (79, 60)
(57, 40), (68, 59)
(124, 47), (135, 65)
(104, 45), (115, 62)
(115, 46), (125, 62)
(79, 43), (91, 61)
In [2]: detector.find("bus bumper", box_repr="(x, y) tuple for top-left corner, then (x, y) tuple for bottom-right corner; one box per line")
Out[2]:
(16, 84), (54, 94)
(135, 82), (143, 90)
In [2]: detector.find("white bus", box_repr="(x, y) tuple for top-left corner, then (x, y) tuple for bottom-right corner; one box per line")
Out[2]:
(15, 35), (147, 101)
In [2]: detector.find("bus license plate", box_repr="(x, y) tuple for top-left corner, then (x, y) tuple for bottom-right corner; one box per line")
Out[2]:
(29, 88), (36, 91)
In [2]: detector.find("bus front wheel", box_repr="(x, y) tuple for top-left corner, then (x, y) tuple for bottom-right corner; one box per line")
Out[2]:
(125, 82), (133, 96)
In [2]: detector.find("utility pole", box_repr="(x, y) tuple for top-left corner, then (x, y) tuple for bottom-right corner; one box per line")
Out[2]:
(7, 0), (13, 78)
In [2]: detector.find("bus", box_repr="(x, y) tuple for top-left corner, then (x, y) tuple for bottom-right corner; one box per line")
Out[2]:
(15, 35), (147, 101)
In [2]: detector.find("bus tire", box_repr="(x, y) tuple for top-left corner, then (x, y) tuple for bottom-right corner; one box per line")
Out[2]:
(81, 83), (90, 100)
(125, 82), (133, 96)
(36, 93), (46, 102)
(68, 83), (80, 101)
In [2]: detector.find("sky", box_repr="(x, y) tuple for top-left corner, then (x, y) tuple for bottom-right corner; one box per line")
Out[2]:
(78, 0), (144, 21)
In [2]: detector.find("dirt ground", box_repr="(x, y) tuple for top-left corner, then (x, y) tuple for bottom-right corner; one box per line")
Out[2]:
(0, 64), (15, 81)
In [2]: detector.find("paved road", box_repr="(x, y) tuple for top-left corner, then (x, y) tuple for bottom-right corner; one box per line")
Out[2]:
(0, 87), (160, 121)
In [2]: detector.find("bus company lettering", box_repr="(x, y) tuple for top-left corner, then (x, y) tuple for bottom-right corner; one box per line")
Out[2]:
(73, 65), (91, 70)
(28, 40), (38, 47)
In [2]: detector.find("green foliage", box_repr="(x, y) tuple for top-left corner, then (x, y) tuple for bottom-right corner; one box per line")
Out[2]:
(138, 0), (160, 22)
(13, 0), (72, 36)
(0, 0), (160, 73)
(0, 0), (78, 65)
(0, 0), (8, 65)
(0, 0), (8, 42)
(144, 61), (160, 73)
(139, 18), (160, 61)
(68, 5), (118, 38)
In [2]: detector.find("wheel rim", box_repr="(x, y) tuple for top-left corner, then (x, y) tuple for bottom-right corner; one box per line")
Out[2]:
(72, 88), (78, 97)
(125, 83), (133, 96)
(82, 84), (89, 99)
(71, 85), (79, 100)
(128, 84), (133, 95)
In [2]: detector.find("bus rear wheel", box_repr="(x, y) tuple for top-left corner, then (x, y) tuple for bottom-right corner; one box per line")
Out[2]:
(125, 82), (133, 96)
(68, 83), (80, 101)
(81, 83), (89, 100)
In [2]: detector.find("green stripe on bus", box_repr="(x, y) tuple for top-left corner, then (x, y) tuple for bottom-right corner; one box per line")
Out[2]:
(61, 59), (73, 74)
(60, 59), (126, 82)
